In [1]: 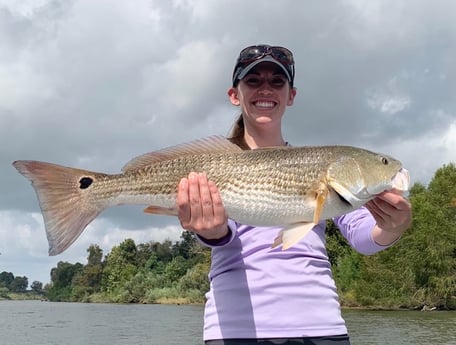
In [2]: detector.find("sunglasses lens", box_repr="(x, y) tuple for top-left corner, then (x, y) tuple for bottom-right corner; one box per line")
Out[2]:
(239, 46), (266, 62)
(239, 46), (294, 65)
(271, 47), (294, 65)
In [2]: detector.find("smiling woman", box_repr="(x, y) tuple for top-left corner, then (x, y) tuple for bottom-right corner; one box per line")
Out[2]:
(175, 44), (412, 345)
(3, 1), (455, 343)
(227, 45), (297, 150)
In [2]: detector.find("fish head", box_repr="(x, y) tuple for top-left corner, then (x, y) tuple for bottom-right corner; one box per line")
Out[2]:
(327, 148), (409, 205)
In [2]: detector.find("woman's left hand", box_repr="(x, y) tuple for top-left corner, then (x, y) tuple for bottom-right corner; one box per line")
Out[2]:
(365, 190), (412, 246)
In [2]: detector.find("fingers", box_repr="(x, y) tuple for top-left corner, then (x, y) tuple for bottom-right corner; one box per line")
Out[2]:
(176, 172), (228, 237)
(376, 190), (410, 210)
(176, 176), (191, 225)
(199, 173), (215, 220)
(208, 180), (226, 224)
(366, 191), (412, 233)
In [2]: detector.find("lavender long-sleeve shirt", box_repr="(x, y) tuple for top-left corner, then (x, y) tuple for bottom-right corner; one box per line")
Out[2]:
(200, 207), (389, 340)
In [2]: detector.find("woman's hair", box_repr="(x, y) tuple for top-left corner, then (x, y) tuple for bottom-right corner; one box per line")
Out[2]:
(227, 114), (250, 150)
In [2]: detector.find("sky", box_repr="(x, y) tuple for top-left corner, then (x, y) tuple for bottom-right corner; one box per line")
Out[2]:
(0, 0), (455, 286)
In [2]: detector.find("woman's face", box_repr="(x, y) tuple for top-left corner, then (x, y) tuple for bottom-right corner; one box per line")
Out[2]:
(228, 62), (296, 129)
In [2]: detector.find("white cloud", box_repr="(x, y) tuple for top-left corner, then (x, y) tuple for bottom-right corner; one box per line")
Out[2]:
(367, 93), (411, 115)
(0, 211), (47, 256)
(0, 0), (50, 17)
(366, 76), (411, 115)
(1, 0), (455, 286)
(439, 120), (456, 165)
(0, 210), (183, 285)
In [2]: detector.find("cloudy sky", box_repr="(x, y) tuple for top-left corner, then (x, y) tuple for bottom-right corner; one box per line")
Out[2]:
(1, 0), (455, 285)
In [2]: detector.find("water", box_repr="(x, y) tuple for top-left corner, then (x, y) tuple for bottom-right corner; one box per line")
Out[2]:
(1, 300), (203, 345)
(1, 300), (455, 345)
(343, 309), (456, 345)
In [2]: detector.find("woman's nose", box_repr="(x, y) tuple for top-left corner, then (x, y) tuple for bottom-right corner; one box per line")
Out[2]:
(258, 85), (273, 95)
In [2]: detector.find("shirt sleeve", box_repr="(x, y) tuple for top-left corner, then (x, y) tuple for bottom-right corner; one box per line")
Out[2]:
(196, 219), (238, 248)
(334, 207), (392, 255)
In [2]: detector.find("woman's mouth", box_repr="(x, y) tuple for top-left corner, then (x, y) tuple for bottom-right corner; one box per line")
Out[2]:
(254, 100), (276, 109)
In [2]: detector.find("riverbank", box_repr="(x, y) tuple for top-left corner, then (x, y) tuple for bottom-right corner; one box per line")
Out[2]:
(0, 292), (45, 301)
(3, 292), (453, 312)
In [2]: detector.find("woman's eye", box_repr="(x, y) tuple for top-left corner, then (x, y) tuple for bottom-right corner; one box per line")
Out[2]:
(245, 77), (261, 86)
(270, 77), (286, 87)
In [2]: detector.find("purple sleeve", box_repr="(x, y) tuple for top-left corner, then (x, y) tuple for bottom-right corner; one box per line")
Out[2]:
(196, 219), (237, 248)
(334, 207), (391, 255)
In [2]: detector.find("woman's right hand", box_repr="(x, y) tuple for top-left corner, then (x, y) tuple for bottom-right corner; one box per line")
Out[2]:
(176, 172), (229, 240)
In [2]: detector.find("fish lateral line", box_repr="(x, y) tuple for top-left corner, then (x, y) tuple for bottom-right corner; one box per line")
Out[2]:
(12, 137), (409, 255)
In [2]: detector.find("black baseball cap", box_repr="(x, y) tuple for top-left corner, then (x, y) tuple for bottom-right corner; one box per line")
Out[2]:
(232, 45), (295, 87)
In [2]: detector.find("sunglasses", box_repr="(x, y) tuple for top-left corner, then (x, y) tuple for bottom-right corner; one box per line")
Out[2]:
(238, 45), (294, 66)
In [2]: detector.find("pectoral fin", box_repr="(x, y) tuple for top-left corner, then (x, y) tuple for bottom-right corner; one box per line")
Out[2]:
(271, 222), (316, 250)
(143, 206), (178, 216)
(313, 183), (329, 224)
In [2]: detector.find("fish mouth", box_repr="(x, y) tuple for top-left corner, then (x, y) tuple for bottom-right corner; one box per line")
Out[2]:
(391, 168), (410, 192)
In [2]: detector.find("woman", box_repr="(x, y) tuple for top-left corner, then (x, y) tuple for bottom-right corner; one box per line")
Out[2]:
(176, 45), (412, 345)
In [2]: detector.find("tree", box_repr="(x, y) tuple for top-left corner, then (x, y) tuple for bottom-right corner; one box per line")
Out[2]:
(119, 238), (137, 264)
(48, 261), (83, 301)
(10, 276), (28, 293)
(0, 271), (14, 289)
(405, 164), (456, 308)
(71, 246), (104, 299)
(0, 287), (8, 298)
(50, 261), (83, 288)
(346, 165), (456, 309)
(137, 240), (173, 270)
(163, 256), (190, 285)
(101, 239), (138, 294)
(31, 281), (44, 294)
(172, 231), (197, 259)
(87, 244), (103, 266)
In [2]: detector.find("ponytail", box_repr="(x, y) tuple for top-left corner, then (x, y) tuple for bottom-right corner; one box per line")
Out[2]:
(227, 114), (250, 150)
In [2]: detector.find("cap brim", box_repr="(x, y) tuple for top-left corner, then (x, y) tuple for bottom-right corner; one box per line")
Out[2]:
(235, 56), (292, 83)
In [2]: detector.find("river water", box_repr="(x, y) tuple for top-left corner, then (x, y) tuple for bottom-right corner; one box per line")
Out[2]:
(1, 300), (455, 345)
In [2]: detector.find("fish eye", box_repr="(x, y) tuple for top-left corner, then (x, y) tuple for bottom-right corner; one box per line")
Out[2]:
(381, 157), (389, 165)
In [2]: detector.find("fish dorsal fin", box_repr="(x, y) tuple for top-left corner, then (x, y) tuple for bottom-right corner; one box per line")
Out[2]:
(122, 135), (242, 172)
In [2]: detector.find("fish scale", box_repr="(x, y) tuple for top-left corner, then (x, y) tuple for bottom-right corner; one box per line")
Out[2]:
(13, 136), (409, 255)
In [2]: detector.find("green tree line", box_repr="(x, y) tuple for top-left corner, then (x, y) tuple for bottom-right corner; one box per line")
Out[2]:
(47, 231), (210, 304)
(9, 164), (456, 309)
(0, 271), (44, 298)
(327, 163), (456, 309)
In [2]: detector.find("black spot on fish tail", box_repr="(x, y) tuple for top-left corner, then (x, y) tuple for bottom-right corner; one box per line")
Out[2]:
(79, 177), (93, 189)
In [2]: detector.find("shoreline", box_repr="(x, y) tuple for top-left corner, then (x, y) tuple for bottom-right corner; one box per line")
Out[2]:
(2, 294), (452, 311)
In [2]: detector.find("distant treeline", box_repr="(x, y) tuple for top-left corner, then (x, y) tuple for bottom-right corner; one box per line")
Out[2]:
(47, 230), (210, 304)
(5, 164), (456, 309)
(0, 271), (44, 298)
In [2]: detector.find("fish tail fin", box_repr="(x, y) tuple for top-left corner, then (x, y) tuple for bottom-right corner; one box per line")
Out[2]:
(13, 160), (106, 256)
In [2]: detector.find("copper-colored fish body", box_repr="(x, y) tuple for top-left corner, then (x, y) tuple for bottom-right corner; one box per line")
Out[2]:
(13, 136), (409, 255)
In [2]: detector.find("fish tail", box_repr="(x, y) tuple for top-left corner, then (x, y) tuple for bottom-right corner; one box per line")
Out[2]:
(13, 160), (107, 256)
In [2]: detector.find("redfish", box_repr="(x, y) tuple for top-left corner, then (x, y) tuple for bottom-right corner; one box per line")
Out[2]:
(13, 136), (409, 255)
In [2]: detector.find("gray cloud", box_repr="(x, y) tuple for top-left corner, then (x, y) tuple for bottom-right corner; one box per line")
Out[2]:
(1, 0), (455, 284)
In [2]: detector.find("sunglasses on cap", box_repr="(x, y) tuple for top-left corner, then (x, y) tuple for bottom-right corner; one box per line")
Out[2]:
(232, 45), (295, 86)
(238, 45), (294, 66)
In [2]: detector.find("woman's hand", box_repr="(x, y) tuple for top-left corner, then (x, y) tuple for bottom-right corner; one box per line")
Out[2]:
(176, 172), (229, 240)
(365, 190), (412, 246)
